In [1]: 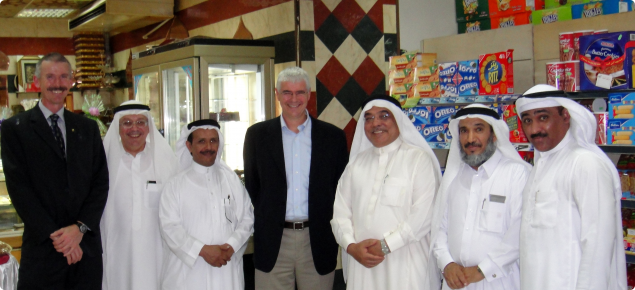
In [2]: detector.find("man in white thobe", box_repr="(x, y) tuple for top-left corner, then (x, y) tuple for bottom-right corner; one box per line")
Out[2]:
(430, 104), (531, 290)
(331, 94), (442, 290)
(101, 100), (179, 290)
(516, 85), (626, 290)
(159, 119), (254, 290)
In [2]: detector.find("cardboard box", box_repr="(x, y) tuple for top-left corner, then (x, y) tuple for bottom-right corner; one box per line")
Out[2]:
(545, 0), (591, 8)
(389, 83), (413, 108)
(404, 107), (432, 128)
(627, 41), (635, 89)
(491, 11), (532, 28)
(571, 0), (633, 19)
(607, 92), (635, 145)
(413, 65), (439, 83)
(479, 49), (514, 95)
(579, 31), (635, 90)
(531, 6), (573, 24)
(501, 104), (528, 142)
(432, 106), (459, 124)
(458, 18), (492, 34)
(456, 0), (490, 22)
(458, 60), (480, 95)
(439, 62), (460, 97)
(413, 82), (441, 99)
(388, 69), (414, 85)
(421, 124), (451, 142)
(489, 0), (531, 17)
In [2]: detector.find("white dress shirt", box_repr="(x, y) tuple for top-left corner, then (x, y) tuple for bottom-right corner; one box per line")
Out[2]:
(433, 150), (529, 290)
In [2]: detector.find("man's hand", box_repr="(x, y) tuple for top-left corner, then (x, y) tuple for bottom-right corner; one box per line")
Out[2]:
(346, 239), (384, 268)
(64, 247), (83, 265)
(220, 244), (234, 262)
(443, 262), (468, 289)
(199, 245), (228, 267)
(463, 266), (485, 284)
(50, 225), (84, 262)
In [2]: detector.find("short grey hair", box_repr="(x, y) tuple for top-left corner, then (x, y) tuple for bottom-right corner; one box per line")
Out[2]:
(276, 67), (311, 92)
(35, 52), (73, 80)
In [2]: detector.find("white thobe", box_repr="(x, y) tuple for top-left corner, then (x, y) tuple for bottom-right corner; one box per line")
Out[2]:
(433, 150), (529, 290)
(520, 133), (622, 290)
(101, 148), (171, 290)
(159, 161), (254, 290)
(331, 138), (439, 290)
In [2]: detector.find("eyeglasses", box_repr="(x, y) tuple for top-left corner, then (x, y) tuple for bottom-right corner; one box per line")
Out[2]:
(364, 112), (392, 123)
(281, 91), (307, 98)
(120, 119), (148, 129)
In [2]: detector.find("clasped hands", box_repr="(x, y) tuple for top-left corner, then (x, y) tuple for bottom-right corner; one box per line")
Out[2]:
(346, 239), (386, 268)
(443, 262), (485, 289)
(199, 243), (235, 267)
(50, 224), (84, 265)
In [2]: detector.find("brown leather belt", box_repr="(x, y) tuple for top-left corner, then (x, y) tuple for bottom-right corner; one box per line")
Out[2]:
(284, 221), (309, 230)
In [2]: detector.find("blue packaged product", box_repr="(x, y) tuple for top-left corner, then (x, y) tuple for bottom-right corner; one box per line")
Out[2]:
(403, 106), (432, 126)
(579, 31), (635, 90)
(420, 123), (450, 142)
(458, 60), (480, 96)
(571, 0), (632, 19)
(439, 62), (459, 97)
(432, 106), (458, 124)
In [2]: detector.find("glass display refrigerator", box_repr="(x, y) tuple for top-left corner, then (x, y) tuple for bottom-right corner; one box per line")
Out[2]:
(132, 37), (276, 172)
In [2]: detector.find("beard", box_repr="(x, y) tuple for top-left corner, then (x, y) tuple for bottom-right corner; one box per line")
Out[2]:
(459, 134), (497, 167)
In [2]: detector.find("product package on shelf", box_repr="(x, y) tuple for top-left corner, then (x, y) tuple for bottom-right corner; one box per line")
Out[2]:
(559, 32), (575, 61)
(518, 151), (534, 165)
(389, 83), (413, 108)
(456, 0), (490, 22)
(501, 104), (528, 142)
(388, 69), (414, 85)
(532, 6), (573, 24)
(458, 18), (492, 33)
(421, 123), (451, 143)
(404, 107), (432, 131)
(413, 82), (441, 100)
(458, 60), (480, 95)
(479, 49), (514, 95)
(579, 31), (635, 90)
(618, 155), (635, 198)
(491, 11), (532, 29)
(627, 42), (635, 89)
(545, 0), (590, 8)
(432, 106), (459, 124)
(608, 92), (635, 145)
(439, 62), (460, 97)
(488, 0), (531, 17)
(571, 0), (633, 19)
(546, 61), (579, 91)
(413, 65), (440, 83)
(572, 30), (595, 60)
(596, 112), (608, 144)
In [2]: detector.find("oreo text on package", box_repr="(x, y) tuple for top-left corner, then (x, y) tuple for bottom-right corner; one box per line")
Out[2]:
(458, 60), (480, 96)
(432, 106), (458, 124)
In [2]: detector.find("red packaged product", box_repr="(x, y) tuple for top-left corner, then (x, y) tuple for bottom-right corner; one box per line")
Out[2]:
(559, 32), (574, 61)
(595, 112), (607, 145)
(546, 62), (565, 89)
(501, 104), (528, 143)
(563, 61), (580, 92)
(573, 30), (593, 60)
(594, 29), (609, 35)
(479, 49), (514, 95)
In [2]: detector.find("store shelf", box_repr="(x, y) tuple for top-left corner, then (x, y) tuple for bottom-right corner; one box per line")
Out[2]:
(600, 146), (635, 154)
(429, 142), (533, 151)
(627, 254), (635, 264)
(622, 199), (635, 209)
(418, 94), (520, 106)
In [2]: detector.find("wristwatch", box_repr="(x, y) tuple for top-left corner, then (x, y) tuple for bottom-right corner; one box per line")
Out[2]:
(380, 239), (391, 255)
(76, 222), (89, 234)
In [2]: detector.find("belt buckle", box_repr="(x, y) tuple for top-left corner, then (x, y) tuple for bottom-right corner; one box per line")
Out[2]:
(294, 221), (304, 230)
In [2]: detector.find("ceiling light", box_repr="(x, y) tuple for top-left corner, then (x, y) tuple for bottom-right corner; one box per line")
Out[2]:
(17, 9), (75, 18)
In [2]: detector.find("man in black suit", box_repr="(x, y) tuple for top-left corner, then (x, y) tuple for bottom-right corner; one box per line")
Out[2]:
(1, 52), (109, 289)
(244, 67), (348, 289)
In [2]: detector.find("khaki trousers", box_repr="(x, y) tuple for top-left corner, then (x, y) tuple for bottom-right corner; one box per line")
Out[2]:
(255, 228), (335, 290)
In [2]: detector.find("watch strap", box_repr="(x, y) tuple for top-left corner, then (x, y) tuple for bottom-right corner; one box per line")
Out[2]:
(380, 239), (391, 255)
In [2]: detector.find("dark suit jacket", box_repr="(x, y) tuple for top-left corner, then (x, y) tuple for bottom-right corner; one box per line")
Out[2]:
(244, 115), (348, 275)
(1, 104), (109, 259)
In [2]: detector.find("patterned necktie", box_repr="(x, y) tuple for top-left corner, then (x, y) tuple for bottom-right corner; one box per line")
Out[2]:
(49, 114), (65, 155)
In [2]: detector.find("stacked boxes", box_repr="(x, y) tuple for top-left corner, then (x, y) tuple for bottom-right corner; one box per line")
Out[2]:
(389, 52), (438, 108)
(608, 92), (635, 145)
(456, 0), (537, 34)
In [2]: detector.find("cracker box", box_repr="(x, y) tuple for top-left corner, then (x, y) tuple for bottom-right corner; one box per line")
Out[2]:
(479, 49), (514, 95)
(421, 123), (451, 143)
(545, 0), (590, 8)
(417, 53), (438, 67)
(413, 82), (441, 99)
(404, 107), (432, 129)
(456, 0), (490, 22)
(531, 6), (573, 24)
(458, 60), (480, 95)
(413, 65), (440, 83)
(458, 18), (492, 34)
(489, 0), (530, 17)
(571, 0), (633, 19)
(607, 92), (635, 145)
(432, 106), (458, 124)
(500, 104), (528, 143)
(579, 31), (635, 90)
(491, 11), (532, 29)
(389, 83), (413, 108)
(388, 69), (414, 85)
